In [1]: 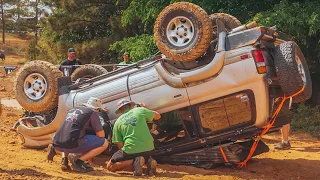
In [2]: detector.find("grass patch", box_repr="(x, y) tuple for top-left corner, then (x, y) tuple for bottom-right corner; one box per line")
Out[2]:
(292, 104), (320, 139)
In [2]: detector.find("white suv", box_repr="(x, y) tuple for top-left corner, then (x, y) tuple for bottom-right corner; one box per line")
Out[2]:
(13, 2), (311, 167)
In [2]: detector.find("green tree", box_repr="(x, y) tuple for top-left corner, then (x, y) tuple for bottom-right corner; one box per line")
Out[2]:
(109, 34), (157, 62)
(35, 0), (131, 63)
(253, 0), (320, 73)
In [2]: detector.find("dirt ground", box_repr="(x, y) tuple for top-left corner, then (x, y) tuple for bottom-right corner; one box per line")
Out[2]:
(0, 37), (319, 179)
(0, 107), (319, 180)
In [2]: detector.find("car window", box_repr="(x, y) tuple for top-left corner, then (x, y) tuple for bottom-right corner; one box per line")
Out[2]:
(198, 92), (254, 135)
(149, 107), (196, 148)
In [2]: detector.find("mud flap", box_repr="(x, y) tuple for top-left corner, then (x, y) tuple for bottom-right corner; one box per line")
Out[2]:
(153, 140), (269, 169)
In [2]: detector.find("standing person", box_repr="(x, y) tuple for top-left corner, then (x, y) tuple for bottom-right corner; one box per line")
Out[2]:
(274, 99), (292, 150)
(106, 99), (161, 176)
(47, 97), (109, 172)
(274, 124), (291, 150)
(59, 48), (82, 76)
(113, 52), (133, 70)
(119, 52), (132, 65)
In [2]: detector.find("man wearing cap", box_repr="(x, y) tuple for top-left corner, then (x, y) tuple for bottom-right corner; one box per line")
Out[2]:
(106, 99), (161, 176)
(113, 52), (133, 70)
(47, 97), (109, 172)
(59, 48), (82, 76)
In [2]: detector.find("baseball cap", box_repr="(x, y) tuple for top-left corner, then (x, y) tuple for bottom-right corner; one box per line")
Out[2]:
(68, 48), (76, 54)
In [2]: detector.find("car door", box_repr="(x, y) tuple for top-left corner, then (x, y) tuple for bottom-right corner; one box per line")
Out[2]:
(128, 66), (201, 153)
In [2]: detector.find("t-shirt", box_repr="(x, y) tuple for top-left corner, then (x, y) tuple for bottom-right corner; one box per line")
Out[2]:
(118, 61), (132, 65)
(112, 107), (154, 154)
(59, 59), (82, 76)
(53, 106), (103, 149)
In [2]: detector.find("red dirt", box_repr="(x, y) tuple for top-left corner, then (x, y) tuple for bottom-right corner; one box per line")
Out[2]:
(0, 106), (319, 180)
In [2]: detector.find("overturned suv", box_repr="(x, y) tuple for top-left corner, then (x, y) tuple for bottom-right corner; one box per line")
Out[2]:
(13, 2), (311, 168)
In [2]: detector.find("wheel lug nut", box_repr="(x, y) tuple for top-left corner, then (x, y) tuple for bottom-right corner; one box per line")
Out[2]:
(184, 28), (187, 31)
(184, 33), (187, 36)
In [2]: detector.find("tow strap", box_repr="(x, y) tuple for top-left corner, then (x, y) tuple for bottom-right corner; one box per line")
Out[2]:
(219, 85), (305, 168)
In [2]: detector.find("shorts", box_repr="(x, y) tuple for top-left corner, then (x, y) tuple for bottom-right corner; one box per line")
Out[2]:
(110, 150), (154, 163)
(273, 99), (292, 127)
(54, 135), (105, 154)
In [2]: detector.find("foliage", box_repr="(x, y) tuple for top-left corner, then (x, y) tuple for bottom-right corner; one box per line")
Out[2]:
(120, 0), (280, 33)
(109, 34), (157, 62)
(253, 0), (320, 73)
(292, 104), (320, 139)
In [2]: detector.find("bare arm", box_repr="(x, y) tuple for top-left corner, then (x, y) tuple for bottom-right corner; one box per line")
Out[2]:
(116, 142), (123, 149)
(96, 130), (105, 138)
(153, 111), (161, 121)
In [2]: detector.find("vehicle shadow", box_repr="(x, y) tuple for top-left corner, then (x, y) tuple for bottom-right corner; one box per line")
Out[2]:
(92, 155), (189, 178)
(91, 151), (320, 179)
(156, 158), (320, 179)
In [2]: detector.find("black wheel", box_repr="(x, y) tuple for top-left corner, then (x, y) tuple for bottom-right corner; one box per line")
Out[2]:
(274, 41), (312, 103)
(154, 2), (213, 61)
(71, 64), (108, 81)
(14, 61), (63, 112)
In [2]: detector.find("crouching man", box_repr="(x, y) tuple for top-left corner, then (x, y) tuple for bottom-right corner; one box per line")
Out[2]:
(106, 99), (161, 176)
(49, 97), (109, 172)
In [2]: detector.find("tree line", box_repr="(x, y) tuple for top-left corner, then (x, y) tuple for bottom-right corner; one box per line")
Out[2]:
(1, 0), (320, 72)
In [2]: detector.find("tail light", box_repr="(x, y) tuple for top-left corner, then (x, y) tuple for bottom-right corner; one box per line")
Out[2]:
(252, 50), (267, 74)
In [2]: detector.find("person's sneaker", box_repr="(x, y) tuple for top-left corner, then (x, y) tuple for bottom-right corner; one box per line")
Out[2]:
(46, 144), (56, 161)
(133, 156), (145, 176)
(68, 153), (81, 164)
(146, 157), (157, 176)
(71, 159), (93, 173)
(61, 157), (71, 171)
(274, 141), (291, 150)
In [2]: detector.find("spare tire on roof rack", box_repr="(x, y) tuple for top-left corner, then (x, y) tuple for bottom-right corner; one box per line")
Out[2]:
(154, 2), (213, 62)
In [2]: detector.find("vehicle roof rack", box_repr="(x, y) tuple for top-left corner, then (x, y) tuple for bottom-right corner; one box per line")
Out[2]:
(69, 56), (160, 90)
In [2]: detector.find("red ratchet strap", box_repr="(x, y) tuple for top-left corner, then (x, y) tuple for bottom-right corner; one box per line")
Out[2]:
(219, 146), (229, 164)
(220, 85), (305, 168)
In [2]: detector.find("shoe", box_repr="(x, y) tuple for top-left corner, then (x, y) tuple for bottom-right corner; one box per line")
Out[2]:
(68, 153), (81, 164)
(274, 141), (291, 150)
(146, 157), (157, 176)
(133, 156), (145, 176)
(46, 144), (56, 161)
(71, 159), (93, 173)
(61, 157), (71, 171)
(83, 162), (94, 171)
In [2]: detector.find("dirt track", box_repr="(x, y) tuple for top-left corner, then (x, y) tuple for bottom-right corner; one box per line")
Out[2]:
(0, 105), (319, 180)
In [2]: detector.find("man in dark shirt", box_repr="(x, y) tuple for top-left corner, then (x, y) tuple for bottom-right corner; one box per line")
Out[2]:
(47, 97), (109, 172)
(59, 48), (82, 76)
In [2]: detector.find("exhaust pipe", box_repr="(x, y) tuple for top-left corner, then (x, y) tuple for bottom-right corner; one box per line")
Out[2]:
(155, 19), (227, 88)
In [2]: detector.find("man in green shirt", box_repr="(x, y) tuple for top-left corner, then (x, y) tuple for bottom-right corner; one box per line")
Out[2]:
(113, 52), (133, 70)
(106, 99), (161, 176)
(119, 52), (132, 64)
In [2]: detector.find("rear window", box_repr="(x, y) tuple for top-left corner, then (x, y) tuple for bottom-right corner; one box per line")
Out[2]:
(198, 91), (255, 134)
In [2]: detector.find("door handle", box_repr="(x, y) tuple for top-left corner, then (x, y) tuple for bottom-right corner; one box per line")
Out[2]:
(173, 94), (183, 100)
